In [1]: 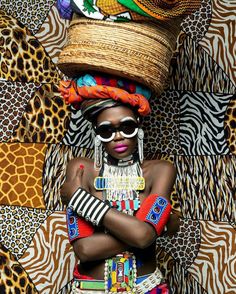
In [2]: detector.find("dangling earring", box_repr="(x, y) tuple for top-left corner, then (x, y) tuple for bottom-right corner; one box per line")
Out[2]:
(94, 136), (103, 170)
(138, 129), (144, 163)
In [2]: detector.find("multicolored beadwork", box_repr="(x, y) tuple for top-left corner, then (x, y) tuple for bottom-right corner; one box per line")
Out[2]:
(105, 252), (137, 293)
(109, 199), (140, 214)
(94, 176), (145, 190)
(66, 207), (80, 241)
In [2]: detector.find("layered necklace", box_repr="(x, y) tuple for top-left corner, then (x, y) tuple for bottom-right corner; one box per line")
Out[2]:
(95, 153), (144, 215)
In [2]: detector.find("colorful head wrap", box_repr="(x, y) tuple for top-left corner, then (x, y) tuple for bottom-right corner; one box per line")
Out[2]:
(59, 73), (151, 117)
(57, 0), (201, 21)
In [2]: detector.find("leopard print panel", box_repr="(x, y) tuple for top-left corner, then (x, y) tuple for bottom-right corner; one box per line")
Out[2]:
(143, 90), (182, 157)
(0, 242), (38, 293)
(225, 94), (236, 155)
(156, 219), (201, 269)
(181, 0), (212, 42)
(0, 1), (55, 34)
(10, 84), (71, 143)
(0, 9), (61, 84)
(0, 206), (52, 259)
(0, 80), (39, 142)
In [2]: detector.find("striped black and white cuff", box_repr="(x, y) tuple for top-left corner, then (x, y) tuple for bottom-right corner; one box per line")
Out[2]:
(68, 187), (110, 226)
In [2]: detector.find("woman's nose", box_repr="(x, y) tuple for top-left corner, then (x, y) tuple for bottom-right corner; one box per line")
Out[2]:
(113, 130), (123, 140)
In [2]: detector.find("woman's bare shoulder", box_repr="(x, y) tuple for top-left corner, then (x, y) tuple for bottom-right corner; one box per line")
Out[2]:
(142, 159), (176, 197)
(143, 159), (176, 174)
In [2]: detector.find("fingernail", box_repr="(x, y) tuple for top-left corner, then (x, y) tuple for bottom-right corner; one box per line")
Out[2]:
(79, 164), (84, 169)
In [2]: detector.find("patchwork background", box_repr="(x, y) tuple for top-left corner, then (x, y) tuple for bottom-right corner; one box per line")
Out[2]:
(0, 0), (235, 293)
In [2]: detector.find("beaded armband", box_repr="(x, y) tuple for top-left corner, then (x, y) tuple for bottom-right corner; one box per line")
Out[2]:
(135, 194), (171, 236)
(68, 187), (110, 226)
(66, 207), (94, 243)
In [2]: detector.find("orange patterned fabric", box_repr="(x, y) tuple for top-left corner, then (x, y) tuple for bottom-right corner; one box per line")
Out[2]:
(59, 81), (151, 116)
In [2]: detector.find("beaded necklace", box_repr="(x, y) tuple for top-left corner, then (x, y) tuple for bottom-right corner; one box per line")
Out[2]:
(97, 153), (143, 215)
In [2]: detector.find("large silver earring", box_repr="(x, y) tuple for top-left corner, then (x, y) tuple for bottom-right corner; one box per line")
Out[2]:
(138, 129), (144, 163)
(94, 136), (103, 170)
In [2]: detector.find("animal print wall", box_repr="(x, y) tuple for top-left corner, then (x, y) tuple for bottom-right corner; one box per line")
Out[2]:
(0, 1), (235, 293)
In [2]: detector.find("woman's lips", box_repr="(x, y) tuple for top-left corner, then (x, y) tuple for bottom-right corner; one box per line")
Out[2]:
(114, 144), (128, 153)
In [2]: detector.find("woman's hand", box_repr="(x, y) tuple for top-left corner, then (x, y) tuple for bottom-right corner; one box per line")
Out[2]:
(61, 164), (84, 206)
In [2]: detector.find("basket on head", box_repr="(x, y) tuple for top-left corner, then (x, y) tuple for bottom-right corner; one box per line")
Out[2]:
(57, 16), (181, 96)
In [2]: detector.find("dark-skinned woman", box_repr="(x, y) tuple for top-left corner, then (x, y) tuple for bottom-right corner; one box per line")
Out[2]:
(60, 73), (180, 293)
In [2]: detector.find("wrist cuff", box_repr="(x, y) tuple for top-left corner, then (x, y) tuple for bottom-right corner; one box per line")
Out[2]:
(68, 187), (110, 226)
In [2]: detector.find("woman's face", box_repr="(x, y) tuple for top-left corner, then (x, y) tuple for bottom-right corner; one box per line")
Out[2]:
(95, 106), (139, 160)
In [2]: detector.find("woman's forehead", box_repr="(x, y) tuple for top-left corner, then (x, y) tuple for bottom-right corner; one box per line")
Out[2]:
(96, 106), (137, 124)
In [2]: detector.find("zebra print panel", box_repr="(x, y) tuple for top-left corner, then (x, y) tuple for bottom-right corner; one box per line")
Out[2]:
(188, 221), (236, 294)
(42, 144), (94, 210)
(35, 5), (70, 64)
(181, 0), (212, 42)
(180, 92), (231, 155)
(170, 33), (236, 94)
(62, 107), (95, 149)
(19, 212), (77, 293)
(57, 282), (73, 294)
(199, 0), (236, 86)
(175, 155), (236, 222)
(169, 262), (208, 294)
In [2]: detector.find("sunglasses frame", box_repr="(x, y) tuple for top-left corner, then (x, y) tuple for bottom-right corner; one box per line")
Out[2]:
(95, 120), (139, 143)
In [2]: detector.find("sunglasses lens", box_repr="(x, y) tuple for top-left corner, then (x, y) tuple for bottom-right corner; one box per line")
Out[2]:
(120, 121), (138, 137)
(96, 125), (114, 140)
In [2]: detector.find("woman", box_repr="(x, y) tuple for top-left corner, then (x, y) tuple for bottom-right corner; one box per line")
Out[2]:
(60, 74), (179, 293)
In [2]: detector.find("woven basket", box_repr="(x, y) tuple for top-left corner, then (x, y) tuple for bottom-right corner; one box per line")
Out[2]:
(58, 16), (181, 95)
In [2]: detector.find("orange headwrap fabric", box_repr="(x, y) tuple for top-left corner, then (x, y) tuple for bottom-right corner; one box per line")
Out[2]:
(59, 80), (151, 116)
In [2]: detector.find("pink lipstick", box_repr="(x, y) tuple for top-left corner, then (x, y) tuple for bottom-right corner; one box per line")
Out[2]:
(114, 144), (128, 153)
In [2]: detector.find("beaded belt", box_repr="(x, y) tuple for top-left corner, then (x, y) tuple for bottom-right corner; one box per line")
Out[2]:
(72, 267), (164, 294)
